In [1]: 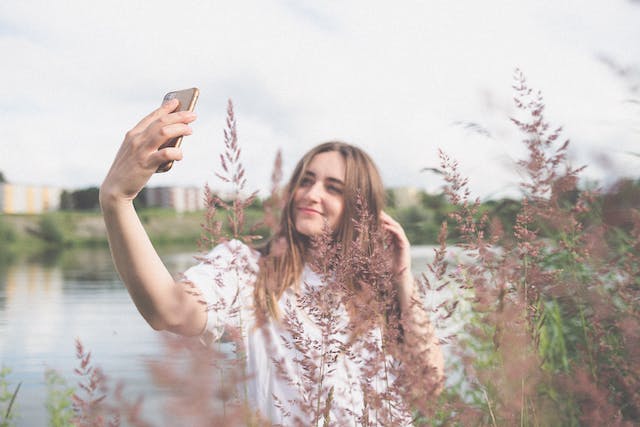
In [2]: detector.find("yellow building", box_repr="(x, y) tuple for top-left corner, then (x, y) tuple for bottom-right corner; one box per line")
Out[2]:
(0, 184), (62, 214)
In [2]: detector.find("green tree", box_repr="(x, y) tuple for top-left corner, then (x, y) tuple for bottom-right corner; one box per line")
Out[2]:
(71, 187), (100, 210)
(385, 189), (397, 209)
(59, 191), (74, 210)
(133, 187), (147, 209)
(420, 192), (447, 210)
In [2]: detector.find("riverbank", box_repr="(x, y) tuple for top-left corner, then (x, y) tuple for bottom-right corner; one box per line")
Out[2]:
(0, 209), (212, 256)
(0, 204), (446, 259)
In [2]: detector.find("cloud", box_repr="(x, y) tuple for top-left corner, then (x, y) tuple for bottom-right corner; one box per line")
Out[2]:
(1, 0), (638, 198)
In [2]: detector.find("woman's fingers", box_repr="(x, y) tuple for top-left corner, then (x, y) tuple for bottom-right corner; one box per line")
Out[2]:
(101, 105), (197, 202)
(131, 98), (180, 135)
(133, 119), (193, 172)
(148, 146), (184, 167)
(380, 211), (409, 245)
(380, 211), (412, 280)
(142, 112), (196, 149)
(129, 101), (196, 147)
(149, 121), (193, 148)
(122, 110), (195, 170)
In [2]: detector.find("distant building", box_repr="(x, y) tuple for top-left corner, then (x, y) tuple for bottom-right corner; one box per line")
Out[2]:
(390, 187), (421, 209)
(0, 183), (62, 214)
(144, 186), (206, 213)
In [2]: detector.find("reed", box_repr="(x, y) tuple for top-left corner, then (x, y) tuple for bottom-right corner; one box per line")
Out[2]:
(26, 72), (638, 426)
(427, 69), (640, 426)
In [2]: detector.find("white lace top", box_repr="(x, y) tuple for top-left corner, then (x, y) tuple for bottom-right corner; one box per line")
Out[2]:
(183, 240), (412, 426)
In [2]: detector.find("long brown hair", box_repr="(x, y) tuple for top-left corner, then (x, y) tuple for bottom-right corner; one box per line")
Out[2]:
(254, 141), (386, 320)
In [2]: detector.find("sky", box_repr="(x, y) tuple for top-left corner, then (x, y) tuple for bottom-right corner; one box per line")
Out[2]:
(1, 0), (639, 200)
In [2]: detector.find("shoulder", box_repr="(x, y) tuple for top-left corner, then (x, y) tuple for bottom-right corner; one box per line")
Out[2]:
(184, 239), (260, 285)
(200, 239), (260, 270)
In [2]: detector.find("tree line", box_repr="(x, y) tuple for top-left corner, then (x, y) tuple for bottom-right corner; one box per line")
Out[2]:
(1, 170), (637, 246)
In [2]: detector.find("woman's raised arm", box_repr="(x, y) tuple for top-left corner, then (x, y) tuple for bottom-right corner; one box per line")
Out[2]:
(99, 99), (205, 336)
(380, 211), (445, 393)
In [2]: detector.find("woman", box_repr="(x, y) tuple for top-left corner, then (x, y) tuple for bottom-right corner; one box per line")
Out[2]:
(100, 98), (443, 425)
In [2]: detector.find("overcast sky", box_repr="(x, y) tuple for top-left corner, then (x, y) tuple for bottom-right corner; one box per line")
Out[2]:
(1, 0), (639, 199)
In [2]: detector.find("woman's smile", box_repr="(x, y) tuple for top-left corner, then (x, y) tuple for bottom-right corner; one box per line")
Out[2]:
(297, 207), (322, 215)
(292, 151), (346, 237)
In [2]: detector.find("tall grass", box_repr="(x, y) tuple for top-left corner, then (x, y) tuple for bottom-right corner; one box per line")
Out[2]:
(45, 368), (75, 427)
(0, 367), (21, 427)
(73, 74), (639, 425)
(428, 69), (639, 426)
(4, 70), (636, 426)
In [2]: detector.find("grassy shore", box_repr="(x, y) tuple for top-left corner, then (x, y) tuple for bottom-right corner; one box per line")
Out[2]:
(0, 194), (550, 257)
(0, 208), (216, 255)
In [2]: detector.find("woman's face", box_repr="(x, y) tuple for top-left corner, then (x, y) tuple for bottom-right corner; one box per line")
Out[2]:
(293, 151), (346, 238)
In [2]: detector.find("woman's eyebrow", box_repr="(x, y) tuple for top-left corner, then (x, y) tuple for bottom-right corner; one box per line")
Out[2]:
(326, 176), (345, 186)
(304, 169), (344, 185)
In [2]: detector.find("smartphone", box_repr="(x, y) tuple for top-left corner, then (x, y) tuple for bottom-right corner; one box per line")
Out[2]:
(156, 87), (200, 173)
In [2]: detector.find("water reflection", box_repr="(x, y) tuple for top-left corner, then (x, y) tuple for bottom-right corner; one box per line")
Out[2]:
(0, 246), (199, 426)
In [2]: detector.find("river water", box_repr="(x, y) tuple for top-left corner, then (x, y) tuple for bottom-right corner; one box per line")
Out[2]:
(0, 245), (453, 426)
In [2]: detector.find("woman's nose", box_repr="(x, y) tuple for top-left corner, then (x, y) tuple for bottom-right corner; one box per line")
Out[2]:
(304, 182), (322, 202)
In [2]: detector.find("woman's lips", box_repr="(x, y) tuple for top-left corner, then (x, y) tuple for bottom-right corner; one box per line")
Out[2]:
(298, 207), (322, 215)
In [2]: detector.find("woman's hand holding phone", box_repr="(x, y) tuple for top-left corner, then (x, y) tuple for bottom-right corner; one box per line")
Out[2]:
(100, 97), (197, 205)
(99, 92), (205, 339)
(156, 88), (199, 172)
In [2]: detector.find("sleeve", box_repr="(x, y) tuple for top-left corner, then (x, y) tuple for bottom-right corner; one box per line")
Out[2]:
(182, 239), (258, 343)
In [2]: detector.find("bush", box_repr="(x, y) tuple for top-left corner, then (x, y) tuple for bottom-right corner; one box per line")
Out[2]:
(45, 369), (74, 427)
(0, 217), (16, 245)
(37, 215), (65, 246)
(0, 367), (20, 427)
(428, 70), (640, 425)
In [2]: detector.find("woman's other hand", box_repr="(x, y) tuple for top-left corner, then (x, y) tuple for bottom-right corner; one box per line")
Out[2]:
(380, 211), (413, 291)
(100, 98), (197, 204)
(381, 212), (444, 392)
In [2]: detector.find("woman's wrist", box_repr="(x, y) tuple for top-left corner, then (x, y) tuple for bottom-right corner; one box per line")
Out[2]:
(397, 272), (418, 312)
(99, 184), (134, 213)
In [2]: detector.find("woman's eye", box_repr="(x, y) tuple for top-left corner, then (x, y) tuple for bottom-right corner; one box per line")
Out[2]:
(327, 185), (343, 194)
(300, 177), (313, 186)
